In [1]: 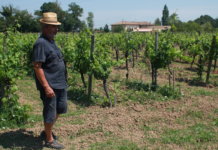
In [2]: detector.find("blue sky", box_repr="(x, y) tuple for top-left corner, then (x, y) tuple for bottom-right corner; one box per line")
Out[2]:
(0, 0), (218, 28)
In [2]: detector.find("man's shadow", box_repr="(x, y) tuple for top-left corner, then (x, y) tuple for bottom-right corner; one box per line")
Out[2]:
(0, 129), (43, 150)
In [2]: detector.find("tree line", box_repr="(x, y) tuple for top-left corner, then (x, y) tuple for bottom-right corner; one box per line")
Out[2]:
(0, 3), (217, 33)
(0, 1), (98, 33)
(156, 5), (218, 32)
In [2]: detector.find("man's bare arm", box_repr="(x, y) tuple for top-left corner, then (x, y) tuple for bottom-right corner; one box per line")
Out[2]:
(33, 62), (55, 98)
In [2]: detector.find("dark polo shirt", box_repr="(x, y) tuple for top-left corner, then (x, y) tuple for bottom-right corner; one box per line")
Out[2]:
(32, 35), (67, 90)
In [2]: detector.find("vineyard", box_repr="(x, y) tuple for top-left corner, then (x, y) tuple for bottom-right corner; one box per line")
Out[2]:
(0, 29), (218, 149)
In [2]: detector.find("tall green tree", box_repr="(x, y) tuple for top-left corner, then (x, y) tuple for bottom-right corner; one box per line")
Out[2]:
(86, 12), (94, 31)
(161, 5), (169, 26)
(64, 2), (84, 32)
(154, 18), (161, 25)
(103, 24), (110, 32)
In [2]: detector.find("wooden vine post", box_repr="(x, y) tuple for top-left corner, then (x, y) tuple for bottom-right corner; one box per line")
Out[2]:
(152, 32), (158, 87)
(206, 35), (217, 84)
(88, 34), (95, 101)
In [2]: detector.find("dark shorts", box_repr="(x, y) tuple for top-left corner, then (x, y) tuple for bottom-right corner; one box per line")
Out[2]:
(39, 88), (67, 123)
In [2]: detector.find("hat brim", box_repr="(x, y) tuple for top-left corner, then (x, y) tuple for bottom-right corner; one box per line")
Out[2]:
(40, 19), (61, 25)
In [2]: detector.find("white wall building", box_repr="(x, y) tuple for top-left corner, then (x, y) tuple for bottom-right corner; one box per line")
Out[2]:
(111, 21), (171, 32)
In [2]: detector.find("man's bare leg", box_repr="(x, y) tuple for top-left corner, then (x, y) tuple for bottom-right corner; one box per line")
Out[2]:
(44, 122), (54, 142)
(44, 114), (59, 142)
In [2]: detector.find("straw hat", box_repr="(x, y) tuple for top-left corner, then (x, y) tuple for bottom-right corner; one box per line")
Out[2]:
(39, 12), (61, 25)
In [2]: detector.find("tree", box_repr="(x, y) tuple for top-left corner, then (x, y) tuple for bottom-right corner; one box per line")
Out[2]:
(185, 21), (202, 32)
(86, 12), (94, 31)
(195, 15), (216, 27)
(64, 2), (84, 32)
(0, 17), (4, 30)
(112, 25), (124, 32)
(0, 5), (16, 31)
(103, 24), (110, 32)
(15, 10), (39, 32)
(154, 18), (161, 25)
(201, 22), (214, 32)
(169, 12), (180, 25)
(98, 27), (104, 32)
(215, 18), (218, 28)
(161, 5), (169, 26)
(35, 1), (64, 16)
(0, 5), (40, 32)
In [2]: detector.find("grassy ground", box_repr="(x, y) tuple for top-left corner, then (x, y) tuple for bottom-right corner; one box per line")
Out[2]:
(0, 62), (218, 150)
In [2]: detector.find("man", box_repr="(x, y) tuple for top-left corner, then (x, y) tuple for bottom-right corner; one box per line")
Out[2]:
(32, 12), (67, 149)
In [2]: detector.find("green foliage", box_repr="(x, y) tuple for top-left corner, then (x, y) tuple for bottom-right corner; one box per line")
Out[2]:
(192, 89), (218, 96)
(188, 39), (203, 58)
(161, 124), (216, 144)
(125, 80), (182, 102)
(0, 5), (16, 30)
(15, 10), (39, 32)
(0, 94), (30, 129)
(68, 85), (109, 107)
(0, 30), (217, 130)
(0, 5), (38, 32)
(103, 24), (110, 32)
(0, 27), (31, 129)
(145, 33), (182, 86)
(161, 5), (169, 26)
(206, 35), (218, 83)
(176, 21), (202, 32)
(1, 3), (218, 33)
(185, 110), (204, 119)
(64, 2), (85, 32)
(91, 34), (115, 80)
(112, 25), (125, 33)
(56, 33), (76, 63)
(169, 13), (180, 26)
(157, 85), (182, 99)
(195, 15), (216, 27)
(212, 118), (218, 126)
(154, 18), (161, 25)
(126, 81), (150, 91)
(1, 2), (85, 32)
(86, 12), (94, 31)
(145, 33), (182, 69)
(72, 30), (92, 74)
(35, 1), (63, 14)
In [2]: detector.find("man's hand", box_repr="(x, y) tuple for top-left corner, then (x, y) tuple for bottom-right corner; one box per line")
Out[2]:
(33, 62), (55, 98)
(44, 86), (55, 98)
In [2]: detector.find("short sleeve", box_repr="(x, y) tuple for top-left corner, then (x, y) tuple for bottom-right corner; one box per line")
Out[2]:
(32, 42), (46, 63)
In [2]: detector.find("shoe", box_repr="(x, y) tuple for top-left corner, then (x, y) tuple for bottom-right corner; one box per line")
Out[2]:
(45, 140), (65, 149)
(40, 130), (58, 140)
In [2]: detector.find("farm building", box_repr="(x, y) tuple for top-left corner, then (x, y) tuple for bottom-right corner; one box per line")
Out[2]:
(111, 21), (171, 32)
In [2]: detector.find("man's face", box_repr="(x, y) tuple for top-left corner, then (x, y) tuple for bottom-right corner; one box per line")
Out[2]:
(45, 24), (59, 40)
